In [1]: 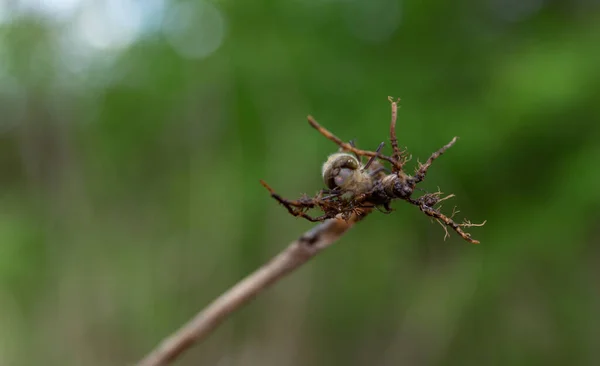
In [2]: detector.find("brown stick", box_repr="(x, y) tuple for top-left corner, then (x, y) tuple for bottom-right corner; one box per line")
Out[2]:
(136, 211), (371, 366)
(414, 137), (458, 183)
(388, 96), (402, 165)
(307, 115), (399, 168)
(416, 203), (480, 244)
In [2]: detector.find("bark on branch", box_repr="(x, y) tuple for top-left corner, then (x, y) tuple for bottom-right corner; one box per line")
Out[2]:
(137, 210), (370, 366)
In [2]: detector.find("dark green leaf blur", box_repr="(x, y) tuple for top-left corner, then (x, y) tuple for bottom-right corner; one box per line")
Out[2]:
(1, 0), (599, 365)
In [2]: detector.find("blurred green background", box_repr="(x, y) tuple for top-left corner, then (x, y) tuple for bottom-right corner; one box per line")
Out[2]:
(1, 0), (600, 365)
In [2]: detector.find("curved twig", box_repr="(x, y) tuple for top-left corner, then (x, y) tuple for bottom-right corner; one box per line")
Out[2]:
(307, 115), (399, 168)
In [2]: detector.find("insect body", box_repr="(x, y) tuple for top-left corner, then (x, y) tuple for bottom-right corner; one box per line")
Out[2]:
(322, 153), (375, 194)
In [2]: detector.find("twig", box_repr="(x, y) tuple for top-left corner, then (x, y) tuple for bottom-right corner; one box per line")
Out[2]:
(414, 137), (458, 183)
(136, 210), (371, 366)
(388, 96), (402, 164)
(307, 115), (399, 168)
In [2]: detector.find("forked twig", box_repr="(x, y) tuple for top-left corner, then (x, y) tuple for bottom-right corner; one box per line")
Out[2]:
(414, 137), (458, 183)
(137, 211), (371, 366)
(305, 102), (482, 242)
(307, 116), (399, 168)
(260, 180), (328, 222)
(412, 200), (480, 244)
(138, 97), (484, 365)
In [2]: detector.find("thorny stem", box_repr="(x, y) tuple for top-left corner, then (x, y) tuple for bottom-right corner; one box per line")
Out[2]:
(137, 210), (371, 366)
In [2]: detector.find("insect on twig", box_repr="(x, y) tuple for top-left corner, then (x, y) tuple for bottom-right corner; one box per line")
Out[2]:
(260, 97), (485, 244)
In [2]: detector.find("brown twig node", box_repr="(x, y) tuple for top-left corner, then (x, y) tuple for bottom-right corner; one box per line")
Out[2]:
(263, 97), (485, 244)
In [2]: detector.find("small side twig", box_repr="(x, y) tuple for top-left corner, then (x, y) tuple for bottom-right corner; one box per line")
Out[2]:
(136, 210), (371, 366)
(307, 115), (399, 168)
(414, 136), (458, 183)
(388, 96), (402, 164)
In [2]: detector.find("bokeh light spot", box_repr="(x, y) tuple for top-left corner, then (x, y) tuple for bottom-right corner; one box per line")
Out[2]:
(162, 1), (227, 60)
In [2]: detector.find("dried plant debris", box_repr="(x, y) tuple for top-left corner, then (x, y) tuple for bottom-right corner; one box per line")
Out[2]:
(260, 97), (485, 244)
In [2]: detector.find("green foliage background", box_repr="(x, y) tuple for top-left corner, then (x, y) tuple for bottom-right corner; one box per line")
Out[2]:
(1, 1), (599, 365)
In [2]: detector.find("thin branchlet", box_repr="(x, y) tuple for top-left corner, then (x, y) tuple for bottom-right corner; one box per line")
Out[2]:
(388, 96), (404, 168)
(262, 98), (484, 244)
(307, 116), (399, 168)
(414, 136), (458, 183)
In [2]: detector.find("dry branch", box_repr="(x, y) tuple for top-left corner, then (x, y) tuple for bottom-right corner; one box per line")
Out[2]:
(137, 97), (484, 365)
(137, 210), (371, 366)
